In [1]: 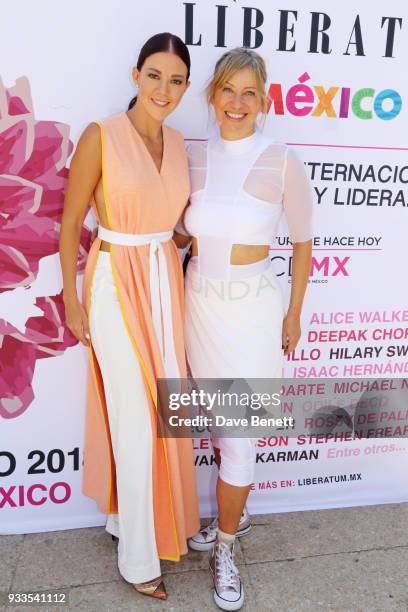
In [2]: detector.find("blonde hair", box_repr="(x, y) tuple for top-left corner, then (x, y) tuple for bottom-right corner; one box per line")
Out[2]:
(206, 47), (268, 112)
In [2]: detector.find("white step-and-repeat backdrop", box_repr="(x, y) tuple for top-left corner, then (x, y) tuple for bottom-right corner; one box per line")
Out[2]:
(1, 0), (407, 533)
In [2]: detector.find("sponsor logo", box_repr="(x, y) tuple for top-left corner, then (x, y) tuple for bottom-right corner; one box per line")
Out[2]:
(271, 255), (350, 279)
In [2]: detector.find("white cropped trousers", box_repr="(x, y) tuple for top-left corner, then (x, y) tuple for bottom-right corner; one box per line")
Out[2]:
(89, 251), (160, 583)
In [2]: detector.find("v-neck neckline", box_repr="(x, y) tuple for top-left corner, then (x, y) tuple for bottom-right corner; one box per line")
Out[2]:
(123, 111), (166, 177)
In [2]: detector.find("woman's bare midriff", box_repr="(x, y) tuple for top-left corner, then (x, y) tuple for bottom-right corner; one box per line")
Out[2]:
(191, 237), (269, 265)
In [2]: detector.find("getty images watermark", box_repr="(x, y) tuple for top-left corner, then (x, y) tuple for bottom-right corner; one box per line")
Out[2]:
(157, 377), (408, 439)
(167, 386), (294, 430)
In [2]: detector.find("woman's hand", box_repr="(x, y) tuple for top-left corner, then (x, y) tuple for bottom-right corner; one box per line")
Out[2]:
(281, 312), (301, 356)
(64, 296), (91, 346)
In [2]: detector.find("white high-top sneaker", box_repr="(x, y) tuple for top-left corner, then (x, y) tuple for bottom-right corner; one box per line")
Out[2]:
(188, 507), (252, 552)
(209, 539), (244, 611)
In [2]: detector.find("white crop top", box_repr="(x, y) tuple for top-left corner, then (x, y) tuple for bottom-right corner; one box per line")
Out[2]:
(178, 129), (313, 280)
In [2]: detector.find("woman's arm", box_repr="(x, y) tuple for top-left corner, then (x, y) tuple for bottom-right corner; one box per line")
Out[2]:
(282, 239), (312, 355)
(173, 138), (194, 249)
(59, 123), (102, 345)
(281, 147), (314, 355)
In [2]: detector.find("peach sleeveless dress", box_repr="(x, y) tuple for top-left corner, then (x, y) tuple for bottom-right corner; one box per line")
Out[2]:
(81, 112), (199, 569)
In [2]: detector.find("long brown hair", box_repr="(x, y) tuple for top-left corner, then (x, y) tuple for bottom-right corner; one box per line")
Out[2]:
(128, 32), (191, 110)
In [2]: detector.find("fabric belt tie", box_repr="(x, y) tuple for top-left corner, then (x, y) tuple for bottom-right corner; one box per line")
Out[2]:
(97, 226), (179, 378)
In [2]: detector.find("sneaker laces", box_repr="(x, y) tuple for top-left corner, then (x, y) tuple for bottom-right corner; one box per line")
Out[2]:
(215, 542), (239, 589)
(201, 516), (218, 539)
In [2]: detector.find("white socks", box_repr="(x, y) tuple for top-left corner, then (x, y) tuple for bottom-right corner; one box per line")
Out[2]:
(216, 506), (249, 546)
(217, 528), (236, 547)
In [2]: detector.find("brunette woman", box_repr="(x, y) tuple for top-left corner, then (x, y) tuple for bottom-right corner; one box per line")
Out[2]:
(60, 33), (200, 601)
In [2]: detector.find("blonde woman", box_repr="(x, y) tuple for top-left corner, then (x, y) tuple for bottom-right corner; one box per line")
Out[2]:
(175, 48), (313, 610)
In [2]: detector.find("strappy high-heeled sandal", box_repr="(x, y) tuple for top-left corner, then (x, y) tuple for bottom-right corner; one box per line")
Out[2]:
(110, 536), (166, 599)
(133, 577), (167, 600)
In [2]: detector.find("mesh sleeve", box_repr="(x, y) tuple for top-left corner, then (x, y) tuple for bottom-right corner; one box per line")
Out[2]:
(185, 140), (207, 193)
(282, 147), (313, 242)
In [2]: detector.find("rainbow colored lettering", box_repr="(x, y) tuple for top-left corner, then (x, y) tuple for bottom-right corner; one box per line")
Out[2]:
(268, 72), (402, 121)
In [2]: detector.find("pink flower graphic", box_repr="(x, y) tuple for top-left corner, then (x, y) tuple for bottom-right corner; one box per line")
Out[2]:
(0, 76), (91, 418)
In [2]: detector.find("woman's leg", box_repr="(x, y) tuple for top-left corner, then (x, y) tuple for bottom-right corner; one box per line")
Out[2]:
(214, 437), (255, 534)
(187, 441), (251, 551)
(217, 481), (251, 535)
(89, 252), (161, 584)
(208, 437), (255, 610)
